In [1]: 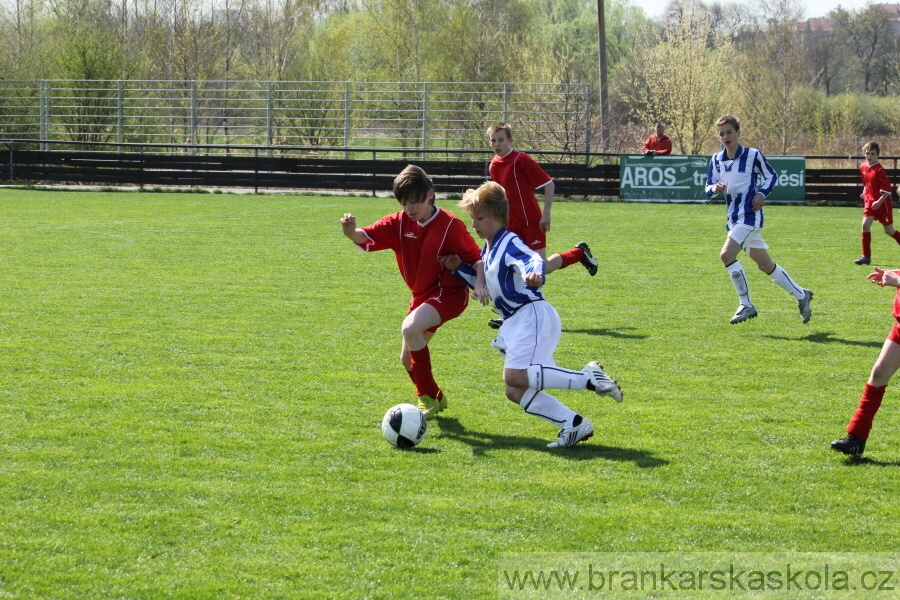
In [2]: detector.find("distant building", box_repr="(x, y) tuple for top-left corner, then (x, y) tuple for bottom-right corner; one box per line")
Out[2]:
(805, 4), (900, 34)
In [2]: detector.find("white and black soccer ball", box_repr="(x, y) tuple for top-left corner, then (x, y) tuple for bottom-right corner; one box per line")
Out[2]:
(381, 403), (427, 448)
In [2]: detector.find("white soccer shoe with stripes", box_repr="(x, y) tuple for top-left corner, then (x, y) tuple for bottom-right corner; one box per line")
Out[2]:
(547, 415), (594, 449)
(583, 361), (623, 402)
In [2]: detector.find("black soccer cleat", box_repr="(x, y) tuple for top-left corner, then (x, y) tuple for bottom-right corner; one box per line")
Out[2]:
(576, 241), (598, 276)
(488, 318), (504, 329)
(831, 434), (866, 457)
(854, 256), (872, 266)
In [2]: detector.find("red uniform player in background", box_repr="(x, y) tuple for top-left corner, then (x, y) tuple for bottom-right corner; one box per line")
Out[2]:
(854, 141), (899, 266)
(485, 122), (599, 328)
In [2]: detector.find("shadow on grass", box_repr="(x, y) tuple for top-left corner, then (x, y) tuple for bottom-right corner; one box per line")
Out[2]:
(842, 456), (900, 467)
(433, 416), (667, 468)
(762, 331), (883, 349)
(565, 327), (649, 340)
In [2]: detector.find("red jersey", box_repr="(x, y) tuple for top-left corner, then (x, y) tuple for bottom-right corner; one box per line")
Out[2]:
(489, 150), (552, 234)
(358, 207), (482, 310)
(642, 134), (672, 155)
(861, 161), (893, 208)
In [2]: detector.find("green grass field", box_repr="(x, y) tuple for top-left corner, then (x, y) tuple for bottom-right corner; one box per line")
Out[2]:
(1, 189), (899, 599)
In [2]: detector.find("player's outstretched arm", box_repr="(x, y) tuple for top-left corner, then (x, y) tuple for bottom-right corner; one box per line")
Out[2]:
(868, 268), (900, 287)
(341, 213), (370, 245)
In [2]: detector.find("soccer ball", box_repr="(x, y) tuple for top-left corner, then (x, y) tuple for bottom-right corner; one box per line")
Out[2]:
(381, 403), (427, 448)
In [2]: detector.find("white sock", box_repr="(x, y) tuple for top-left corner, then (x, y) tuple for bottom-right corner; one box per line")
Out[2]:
(520, 389), (576, 428)
(725, 260), (752, 306)
(769, 264), (805, 300)
(526, 365), (589, 391)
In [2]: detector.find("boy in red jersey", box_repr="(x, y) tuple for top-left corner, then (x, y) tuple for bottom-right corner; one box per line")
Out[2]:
(341, 165), (488, 419)
(854, 141), (899, 266)
(486, 122), (598, 328)
(832, 267), (900, 457)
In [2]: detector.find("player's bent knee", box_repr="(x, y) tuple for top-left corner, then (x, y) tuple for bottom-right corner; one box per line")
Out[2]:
(505, 386), (525, 405)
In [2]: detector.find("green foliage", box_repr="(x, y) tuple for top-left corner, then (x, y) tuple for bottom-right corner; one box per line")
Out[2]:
(2, 190), (900, 598)
(620, 0), (730, 155)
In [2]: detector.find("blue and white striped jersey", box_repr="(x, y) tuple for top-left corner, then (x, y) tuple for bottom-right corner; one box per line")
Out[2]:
(455, 228), (546, 319)
(705, 145), (777, 229)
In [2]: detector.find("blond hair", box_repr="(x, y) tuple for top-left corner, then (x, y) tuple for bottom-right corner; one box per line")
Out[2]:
(458, 182), (508, 226)
(715, 114), (741, 131)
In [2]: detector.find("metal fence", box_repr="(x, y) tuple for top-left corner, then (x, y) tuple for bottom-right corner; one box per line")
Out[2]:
(0, 80), (593, 158)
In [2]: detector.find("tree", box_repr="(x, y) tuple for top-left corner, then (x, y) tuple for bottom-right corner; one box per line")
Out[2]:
(239, 0), (317, 81)
(833, 4), (896, 94)
(0, 0), (53, 78)
(619, 0), (731, 155)
(804, 10), (849, 96)
(734, 0), (807, 154)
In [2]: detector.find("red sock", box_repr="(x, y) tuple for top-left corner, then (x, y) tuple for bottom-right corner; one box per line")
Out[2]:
(410, 347), (440, 398)
(405, 368), (417, 387)
(863, 231), (872, 257)
(892, 231), (900, 245)
(847, 383), (886, 439)
(558, 247), (584, 268)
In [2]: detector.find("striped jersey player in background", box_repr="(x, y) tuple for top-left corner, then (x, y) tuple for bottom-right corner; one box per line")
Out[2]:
(705, 114), (814, 326)
(446, 182), (622, 449)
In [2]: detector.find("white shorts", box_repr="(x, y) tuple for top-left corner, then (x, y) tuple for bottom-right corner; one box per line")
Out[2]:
(727, 224), (769, 250)
(490, 301), (561, 370)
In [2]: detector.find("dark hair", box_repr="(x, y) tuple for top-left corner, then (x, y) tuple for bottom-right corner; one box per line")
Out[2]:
(393, 164), (434, 205)
(863, 141), (881, 156)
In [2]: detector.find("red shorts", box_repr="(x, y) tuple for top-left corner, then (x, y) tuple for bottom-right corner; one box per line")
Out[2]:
(409, 288), (469, 334)
(888, 322), (900, 345)
(863, 199), (894, 226)
(507, 221), (546, 251)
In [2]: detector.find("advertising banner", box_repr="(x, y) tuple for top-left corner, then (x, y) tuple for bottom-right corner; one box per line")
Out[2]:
(619, 155), (806, 203)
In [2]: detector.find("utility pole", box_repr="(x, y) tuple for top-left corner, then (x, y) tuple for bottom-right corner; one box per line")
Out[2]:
(597, 0), (609, 151)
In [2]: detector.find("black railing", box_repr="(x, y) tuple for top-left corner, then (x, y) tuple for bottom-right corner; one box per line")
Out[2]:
(3, 139), (896, 203)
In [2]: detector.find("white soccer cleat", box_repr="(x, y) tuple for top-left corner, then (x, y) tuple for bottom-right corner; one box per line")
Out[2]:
(583, 361), (623, 402)
(798, 289), (813, 324)
(729, 304), (758, 325)
(548, 415), (594, 448)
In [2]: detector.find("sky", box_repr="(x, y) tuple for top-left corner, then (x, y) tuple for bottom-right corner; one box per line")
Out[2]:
(630, 0), (889, 20)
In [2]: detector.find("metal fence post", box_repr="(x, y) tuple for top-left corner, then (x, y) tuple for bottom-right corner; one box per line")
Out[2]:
(422, 82), (428, 160)
(40, 80), (49, 151)
(584, 84), (592, 165)
(503, 83), (509, 124)
(190, 81), (196, 155)
(344, 82), (350, 160)
(117, 81), (124, 152)
(266, 81), (273, 158)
